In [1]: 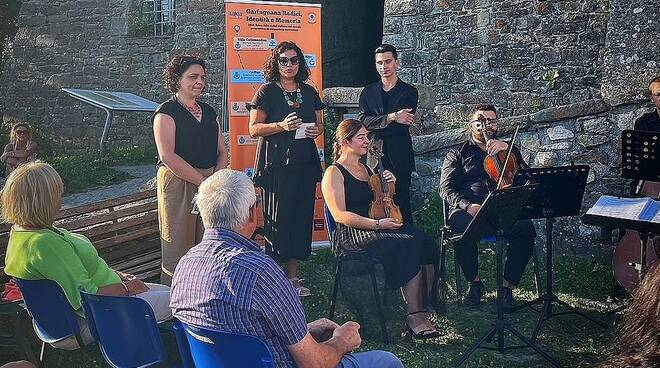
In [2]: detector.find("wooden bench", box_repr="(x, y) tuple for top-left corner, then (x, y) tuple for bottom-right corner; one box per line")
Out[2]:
(0, 189), (161, 282)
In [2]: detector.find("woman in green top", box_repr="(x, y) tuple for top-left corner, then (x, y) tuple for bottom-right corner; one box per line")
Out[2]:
(1, 162), (171, 350)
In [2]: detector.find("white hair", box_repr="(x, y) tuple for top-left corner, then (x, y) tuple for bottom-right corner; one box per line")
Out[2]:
(195, 169), (256, 231)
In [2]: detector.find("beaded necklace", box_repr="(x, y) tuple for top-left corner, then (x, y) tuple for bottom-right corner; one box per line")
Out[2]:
(176, 94), (202, 121)
(278, 82), (303, 108)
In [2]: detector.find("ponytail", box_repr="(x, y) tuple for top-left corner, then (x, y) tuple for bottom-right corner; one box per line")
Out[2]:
(332, 141), (341, 162)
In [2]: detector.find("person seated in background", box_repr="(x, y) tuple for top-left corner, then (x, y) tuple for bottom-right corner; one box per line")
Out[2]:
(1, 123), (38, 177)
(170, 169), (403, 368)
(321, 119), (440, 340)
(1, 162), (172, 350)
(599, 262), (660, 368)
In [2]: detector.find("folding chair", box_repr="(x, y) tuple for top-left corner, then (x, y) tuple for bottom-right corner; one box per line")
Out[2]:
(14, 278), (88, 362)
(324, 204), (389, 344)
(175, 320), (274, 368)
(438, 199), (542, 311)
(79, 291), (184, 368)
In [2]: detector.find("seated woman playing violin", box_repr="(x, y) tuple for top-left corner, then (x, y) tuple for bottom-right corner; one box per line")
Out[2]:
(438, 103), (536, 308)
(321, 119), (440, 340)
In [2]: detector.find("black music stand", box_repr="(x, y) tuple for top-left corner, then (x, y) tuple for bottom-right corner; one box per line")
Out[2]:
(451, 185), (560, 368)
(618, 129), (660, 282)
(511, 166), (606, 343)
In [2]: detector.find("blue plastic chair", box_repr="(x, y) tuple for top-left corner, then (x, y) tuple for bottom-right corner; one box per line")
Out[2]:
(79, 291), (180, 368)
(14, 278), (87, 361)
(176, 321), (274, 368)
(324, 204), (389, 344)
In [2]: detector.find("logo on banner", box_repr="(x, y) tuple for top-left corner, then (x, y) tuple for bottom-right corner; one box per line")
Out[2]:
(244, 167), (255, 178)
(231, 69), (266, 84)
(237, 135), (258, 146)
(305, 54), (317, 68)
(317, 148), (324, 162)
(228, 11), (242, 18)
(308, 12), (317, 24)
(230, 101), (250, 116)
(313, 219), (324, 231)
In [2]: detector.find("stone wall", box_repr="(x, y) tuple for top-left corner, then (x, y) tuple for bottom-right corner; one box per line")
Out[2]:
(0, 0), (386, 149)
(323, 0), (660, 254)
(0, 0), (173, 149)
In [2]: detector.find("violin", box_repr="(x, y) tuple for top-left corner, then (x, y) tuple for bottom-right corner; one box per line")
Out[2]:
(612, 180), (660, 292)
(478, 115), (521, 189)
(367, 146), (403, 223)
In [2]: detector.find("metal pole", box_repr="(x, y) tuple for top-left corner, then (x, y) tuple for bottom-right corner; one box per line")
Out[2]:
(100, 108), (113, 157)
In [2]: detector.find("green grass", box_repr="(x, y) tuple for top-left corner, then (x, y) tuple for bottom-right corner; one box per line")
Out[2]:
(0, 247), (618, 367)
(29, 145), (158, 195)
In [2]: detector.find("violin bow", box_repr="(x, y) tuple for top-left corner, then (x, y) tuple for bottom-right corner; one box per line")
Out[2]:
(496, 125), (521, 189)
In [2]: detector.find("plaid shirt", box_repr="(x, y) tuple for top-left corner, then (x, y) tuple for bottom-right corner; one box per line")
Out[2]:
(170, 228), (308, 367)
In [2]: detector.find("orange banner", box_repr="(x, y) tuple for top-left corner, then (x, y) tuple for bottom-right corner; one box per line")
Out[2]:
(224, 0), (327, 244)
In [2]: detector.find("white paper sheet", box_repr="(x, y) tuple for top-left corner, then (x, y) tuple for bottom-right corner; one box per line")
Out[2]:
(295, 123), (315, 139)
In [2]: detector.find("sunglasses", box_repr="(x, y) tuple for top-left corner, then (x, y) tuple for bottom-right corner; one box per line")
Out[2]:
(278, 56), (300, 66)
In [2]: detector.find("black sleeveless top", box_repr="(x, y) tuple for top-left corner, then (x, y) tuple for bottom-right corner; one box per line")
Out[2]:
(153, 97), (219, 169)
(335, 163), (373, 218)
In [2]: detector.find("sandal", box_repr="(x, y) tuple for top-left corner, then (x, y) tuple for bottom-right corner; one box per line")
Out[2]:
(289, 277), (311, 297)
(406, 311), (441, 340)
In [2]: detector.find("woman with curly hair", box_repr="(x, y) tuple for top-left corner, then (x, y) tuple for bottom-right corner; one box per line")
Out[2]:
(248, 41), (324, 296)
(600, 261), (660, 368)
(153, 54), (228, 285)
(1, 123), (38, 177)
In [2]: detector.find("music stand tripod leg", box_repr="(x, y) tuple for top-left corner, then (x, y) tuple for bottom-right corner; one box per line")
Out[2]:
(452, 234), (561, 368)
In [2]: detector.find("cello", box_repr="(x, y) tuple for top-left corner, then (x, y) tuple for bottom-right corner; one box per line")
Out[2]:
(367, 145), (403, 223)
(612, 181), (660, 291)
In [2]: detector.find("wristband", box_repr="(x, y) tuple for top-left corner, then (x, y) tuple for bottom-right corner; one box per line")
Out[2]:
(375, 219), (380, 229)
(394, 111), (399, 120)
(121, 282), (130, 296)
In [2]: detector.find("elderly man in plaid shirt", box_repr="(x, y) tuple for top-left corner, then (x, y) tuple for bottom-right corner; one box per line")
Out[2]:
(170, 170), (402, 368)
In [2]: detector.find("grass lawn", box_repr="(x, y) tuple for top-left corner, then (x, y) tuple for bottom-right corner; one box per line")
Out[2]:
(0, 246), (618, 367)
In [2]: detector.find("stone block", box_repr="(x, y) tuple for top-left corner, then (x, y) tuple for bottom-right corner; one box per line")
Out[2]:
(540, 142), (572, 150)
(577, 134), (609, 148)
(519, 131), (540, 151)
(412, 127), (467, 154)
(580, 116), (610, 134)
(530, 99), (611, 124)
(533, 151), (558, 167)
(384, 0), (416, 16)
(476, 11), (490, 28)
(546, 125), (575, 140)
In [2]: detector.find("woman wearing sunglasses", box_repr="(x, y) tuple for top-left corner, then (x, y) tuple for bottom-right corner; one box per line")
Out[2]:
(248, 41), (324, 297)
(1, 123), (38, 177)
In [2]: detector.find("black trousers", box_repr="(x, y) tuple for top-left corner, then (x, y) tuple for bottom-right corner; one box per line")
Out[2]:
(447, 209), (536, 285)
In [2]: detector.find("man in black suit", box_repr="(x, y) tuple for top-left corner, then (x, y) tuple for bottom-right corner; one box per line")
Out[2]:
(358, 44), (418, 224)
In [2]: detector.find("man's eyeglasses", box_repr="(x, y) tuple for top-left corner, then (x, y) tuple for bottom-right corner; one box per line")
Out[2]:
(470, 119), (497, 129)
(15, 130), (28, 135)
(278, 56), (300, 66)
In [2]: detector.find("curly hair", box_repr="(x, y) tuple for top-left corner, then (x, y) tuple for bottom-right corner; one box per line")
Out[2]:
(600, 262), (660, 368)
(264, 41), (310, 83)
(162, 54), (206, 93)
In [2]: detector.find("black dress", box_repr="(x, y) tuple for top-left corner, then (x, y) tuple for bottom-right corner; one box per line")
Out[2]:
(333, 163), (438, 289)
(248, 82), (324, 262)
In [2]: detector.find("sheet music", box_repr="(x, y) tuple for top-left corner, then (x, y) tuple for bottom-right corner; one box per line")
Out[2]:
(586, 195), (657, 222)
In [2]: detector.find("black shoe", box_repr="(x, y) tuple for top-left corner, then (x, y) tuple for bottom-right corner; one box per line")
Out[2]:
(464, 281), (483, 306)
(502, 287), (516, 310)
